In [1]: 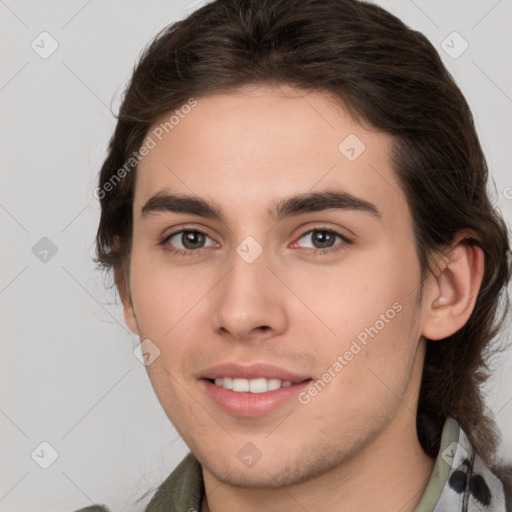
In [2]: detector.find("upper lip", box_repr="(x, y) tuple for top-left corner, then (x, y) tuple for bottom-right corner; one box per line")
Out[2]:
(199, 362), (312, 383)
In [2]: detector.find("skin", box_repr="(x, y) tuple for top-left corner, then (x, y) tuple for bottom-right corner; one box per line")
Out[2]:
(116, 83), (484, 512)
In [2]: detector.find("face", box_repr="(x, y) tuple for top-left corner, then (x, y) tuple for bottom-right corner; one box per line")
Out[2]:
(123, 84), (430, 487)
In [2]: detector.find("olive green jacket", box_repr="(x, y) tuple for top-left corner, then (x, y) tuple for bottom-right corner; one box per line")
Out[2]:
(74, 417), (512, 511)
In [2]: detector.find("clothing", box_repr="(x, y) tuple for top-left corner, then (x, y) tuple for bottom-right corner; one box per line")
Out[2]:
(74, 416), (512, 512)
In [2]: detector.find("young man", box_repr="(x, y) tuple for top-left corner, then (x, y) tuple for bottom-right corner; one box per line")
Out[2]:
(80, 0), (512, 510)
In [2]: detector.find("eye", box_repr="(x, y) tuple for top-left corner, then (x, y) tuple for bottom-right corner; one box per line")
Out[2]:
(293, 228), (352, 255)
(160, 227), (352, 257)
(162, 229), (217, 255)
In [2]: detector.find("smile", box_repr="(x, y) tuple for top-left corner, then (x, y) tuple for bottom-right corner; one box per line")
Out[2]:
(199, 377), (313, 417)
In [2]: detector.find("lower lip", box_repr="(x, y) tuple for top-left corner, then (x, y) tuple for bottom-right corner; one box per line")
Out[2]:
(199, 378), (312, 418)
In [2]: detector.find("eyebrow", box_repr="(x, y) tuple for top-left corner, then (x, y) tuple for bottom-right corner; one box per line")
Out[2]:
(140, 188), (381, 223)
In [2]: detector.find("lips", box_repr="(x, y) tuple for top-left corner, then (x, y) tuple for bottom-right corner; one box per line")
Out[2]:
(199, 362), (312, 383)
(198, 362), (313, 417)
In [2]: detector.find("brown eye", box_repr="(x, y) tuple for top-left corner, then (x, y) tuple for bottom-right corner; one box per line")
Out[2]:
(295, 229), (351, 252)
(164, 229), (216, 253)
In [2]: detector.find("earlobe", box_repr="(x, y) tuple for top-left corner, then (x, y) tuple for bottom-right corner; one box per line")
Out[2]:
(421, 239), (484, 341)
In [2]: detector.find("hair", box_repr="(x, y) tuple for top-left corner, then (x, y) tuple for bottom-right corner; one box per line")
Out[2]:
(95, 0), (511, 472)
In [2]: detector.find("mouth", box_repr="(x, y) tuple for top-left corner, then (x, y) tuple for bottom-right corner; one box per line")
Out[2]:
(199, 378), (313, 417)
(197, 363), (314, 417)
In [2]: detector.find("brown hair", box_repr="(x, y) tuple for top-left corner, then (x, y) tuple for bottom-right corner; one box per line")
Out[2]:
(96, 0), (511, 469)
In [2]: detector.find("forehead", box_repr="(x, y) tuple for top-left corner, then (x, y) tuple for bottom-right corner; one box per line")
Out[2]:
(134, 85), (408, 226)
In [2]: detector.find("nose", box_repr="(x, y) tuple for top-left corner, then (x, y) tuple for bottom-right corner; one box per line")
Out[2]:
(210, 242), (288, 343)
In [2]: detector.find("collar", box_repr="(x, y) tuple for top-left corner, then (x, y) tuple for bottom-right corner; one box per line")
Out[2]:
(145, 417), (507, 512)
(415, 416), (506, 511)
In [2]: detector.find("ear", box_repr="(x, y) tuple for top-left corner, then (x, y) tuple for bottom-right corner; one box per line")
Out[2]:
(421, 234), (484, 341)
(114, 263), (139, 336)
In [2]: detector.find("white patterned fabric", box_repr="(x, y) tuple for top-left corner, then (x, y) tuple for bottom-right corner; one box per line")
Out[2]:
(416, 417), (506, 512)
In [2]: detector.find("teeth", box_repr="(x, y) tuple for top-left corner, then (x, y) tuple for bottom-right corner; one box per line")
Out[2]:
(215, 377), (232, 389)
(213, 377), (295, 393)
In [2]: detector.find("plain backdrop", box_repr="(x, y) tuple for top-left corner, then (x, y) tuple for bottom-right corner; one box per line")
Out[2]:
(1, 1), (511, 511)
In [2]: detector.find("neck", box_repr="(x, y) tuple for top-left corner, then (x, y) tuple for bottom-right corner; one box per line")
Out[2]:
(200, 410), (436, 512)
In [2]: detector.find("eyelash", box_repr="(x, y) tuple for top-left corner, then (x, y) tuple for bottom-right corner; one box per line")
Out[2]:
(160, 227), (353, 257)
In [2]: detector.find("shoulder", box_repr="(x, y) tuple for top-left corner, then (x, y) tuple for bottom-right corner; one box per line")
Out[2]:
(70, 453), (202, 512)
(71, 507), (110, 512)
(145, 451), (203, 511)
(493, 463), (512, 511)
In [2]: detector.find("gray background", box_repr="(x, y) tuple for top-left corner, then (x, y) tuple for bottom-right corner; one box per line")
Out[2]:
(1, 1), (511, 511)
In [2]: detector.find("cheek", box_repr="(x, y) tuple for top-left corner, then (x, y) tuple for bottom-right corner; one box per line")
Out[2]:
(295, 241), (421, 385)
(128, 247), (208, 338)
(296, 245), (415, 340)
